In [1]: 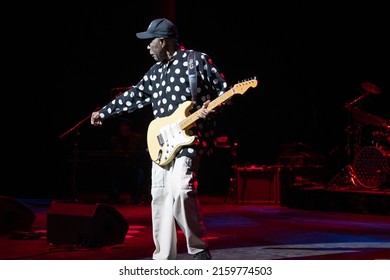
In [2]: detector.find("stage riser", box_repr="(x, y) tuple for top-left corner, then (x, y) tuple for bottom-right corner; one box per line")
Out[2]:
(283, 188), (390, 215)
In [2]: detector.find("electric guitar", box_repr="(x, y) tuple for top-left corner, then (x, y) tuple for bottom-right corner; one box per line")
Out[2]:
(147, 78), (258, 166)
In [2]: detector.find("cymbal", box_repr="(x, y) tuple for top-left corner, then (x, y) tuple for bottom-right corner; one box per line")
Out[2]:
(350, 108), (388, 127)
(361, 82), (381, 94)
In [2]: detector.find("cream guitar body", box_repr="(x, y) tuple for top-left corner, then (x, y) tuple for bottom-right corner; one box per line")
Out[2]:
(147, 78), (258, 166)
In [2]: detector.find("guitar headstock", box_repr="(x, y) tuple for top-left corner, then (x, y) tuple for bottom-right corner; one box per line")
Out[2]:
(233, 77), (258, 94)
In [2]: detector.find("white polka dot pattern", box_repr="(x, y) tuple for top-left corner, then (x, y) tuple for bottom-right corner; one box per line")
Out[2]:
(98, 49), (231, 158)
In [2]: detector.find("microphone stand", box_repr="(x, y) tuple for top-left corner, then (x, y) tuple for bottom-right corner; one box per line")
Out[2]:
(344, 90), (373, 163)
(58, 113), (92, 202)
(337, 91), (372, 189)
(57, 86), (130, 202)
(58, 114), (91, 141)
(344, 92), (370, 110)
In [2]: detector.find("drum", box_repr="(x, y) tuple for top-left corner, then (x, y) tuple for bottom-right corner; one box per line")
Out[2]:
(371, 130), (390, 147)
(353, 146), (390, 188)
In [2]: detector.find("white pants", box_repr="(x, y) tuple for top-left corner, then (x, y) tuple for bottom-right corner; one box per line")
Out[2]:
(151, 156), (209, 260)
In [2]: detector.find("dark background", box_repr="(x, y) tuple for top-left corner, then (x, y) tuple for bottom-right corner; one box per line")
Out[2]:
(8, 1), (388, 198)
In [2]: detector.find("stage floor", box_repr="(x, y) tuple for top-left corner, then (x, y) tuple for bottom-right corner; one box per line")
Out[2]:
(1, 193), (390, 260)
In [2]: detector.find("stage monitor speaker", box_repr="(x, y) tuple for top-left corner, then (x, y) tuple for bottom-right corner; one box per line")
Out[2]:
(47, 202), (129, 247)
(0, 196), (36, 235)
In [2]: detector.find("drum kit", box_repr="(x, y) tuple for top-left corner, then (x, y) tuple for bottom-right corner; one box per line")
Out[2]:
(343, 82), (389, 189)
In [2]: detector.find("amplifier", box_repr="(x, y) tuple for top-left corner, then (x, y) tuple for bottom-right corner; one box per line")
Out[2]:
(233, 166), (280, 204)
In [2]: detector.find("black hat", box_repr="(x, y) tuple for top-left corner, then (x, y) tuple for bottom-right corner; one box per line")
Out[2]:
(136, 18), (179, 39)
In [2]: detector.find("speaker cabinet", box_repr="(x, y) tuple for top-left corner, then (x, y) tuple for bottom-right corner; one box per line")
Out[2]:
(0, 196), (36, 235)
(47, 202), (128, 247)
(234, 166), (280, 204)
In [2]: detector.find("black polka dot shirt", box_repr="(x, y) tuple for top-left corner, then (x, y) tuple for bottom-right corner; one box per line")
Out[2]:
(98, 49), (231, 159)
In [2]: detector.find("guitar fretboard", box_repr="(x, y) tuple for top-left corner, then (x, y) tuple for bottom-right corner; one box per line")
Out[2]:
(180, 79), (258, 130)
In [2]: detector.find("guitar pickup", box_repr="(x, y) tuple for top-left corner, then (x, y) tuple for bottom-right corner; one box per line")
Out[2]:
(157, 134), (164, 147)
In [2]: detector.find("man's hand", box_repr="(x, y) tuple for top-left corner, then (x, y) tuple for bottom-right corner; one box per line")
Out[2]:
(91, 111), (103, 126)
(199, 100), (215, 119)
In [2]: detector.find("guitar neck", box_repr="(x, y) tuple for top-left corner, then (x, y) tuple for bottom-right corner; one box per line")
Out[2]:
(179, 87), (236, 130)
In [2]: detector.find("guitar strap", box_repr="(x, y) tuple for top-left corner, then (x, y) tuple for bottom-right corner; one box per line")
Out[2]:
(187, 50), (197, 101)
